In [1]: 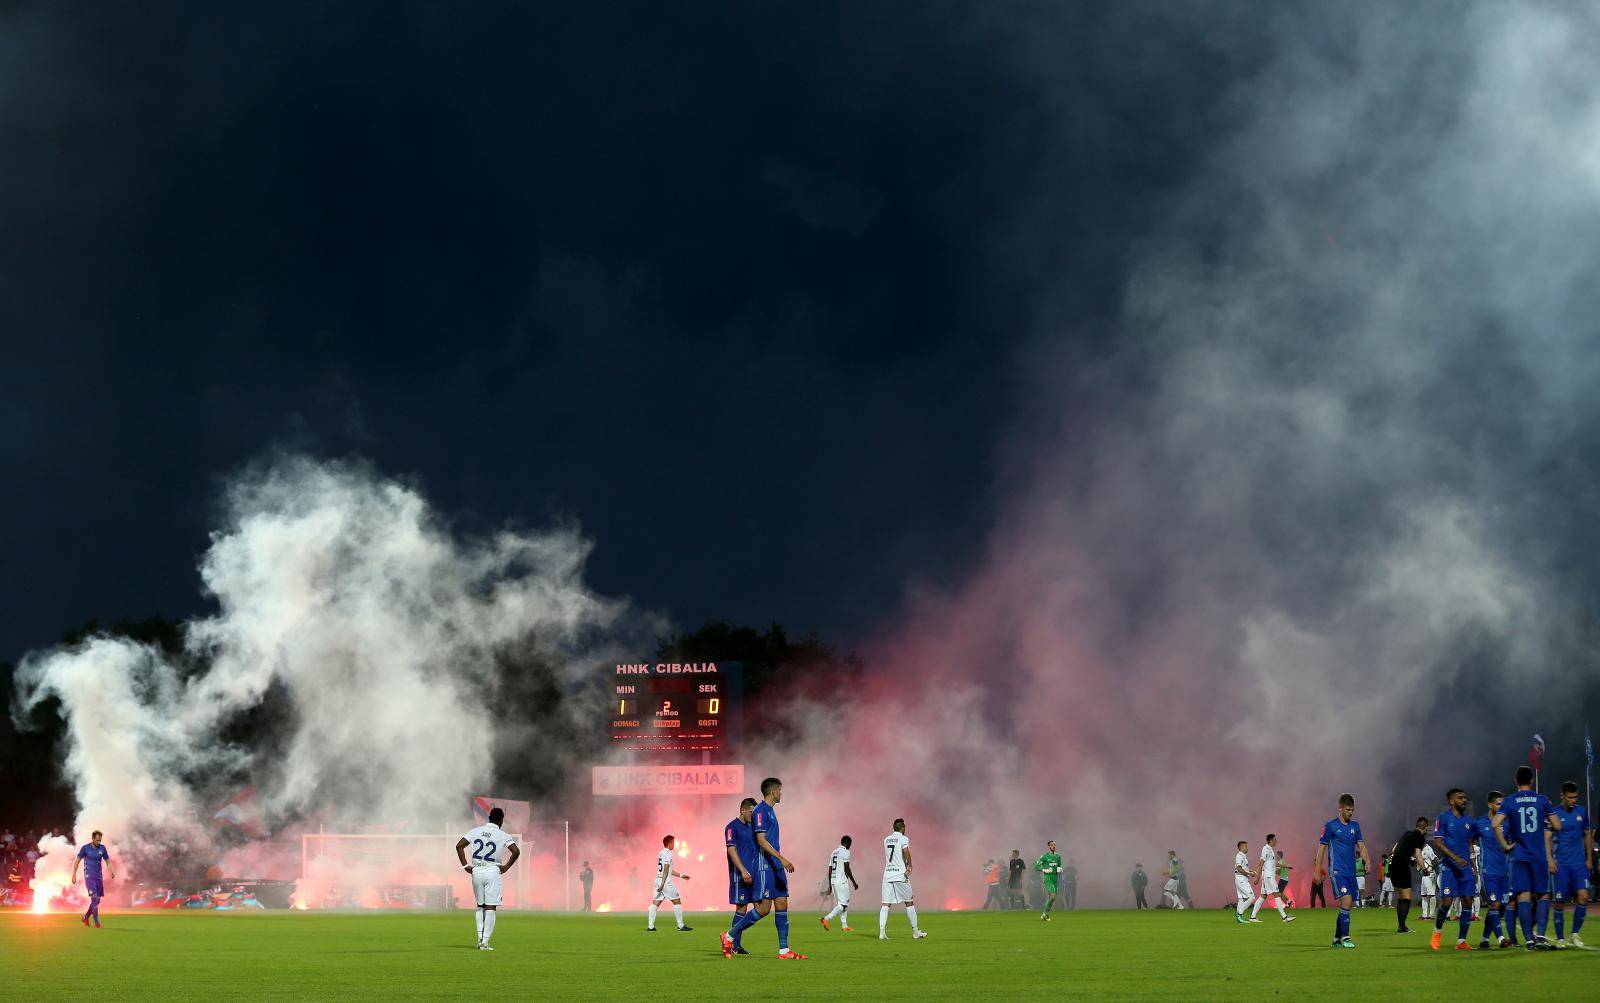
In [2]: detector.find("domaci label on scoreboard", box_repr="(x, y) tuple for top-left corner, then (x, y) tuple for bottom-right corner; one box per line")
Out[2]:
(592, 765), (745, 796)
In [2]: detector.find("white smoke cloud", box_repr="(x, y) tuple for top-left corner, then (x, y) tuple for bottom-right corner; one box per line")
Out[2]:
(16, 456), (646, 866)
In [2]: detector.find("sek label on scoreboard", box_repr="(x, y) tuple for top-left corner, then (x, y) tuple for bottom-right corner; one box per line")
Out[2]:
(610, 661), (743, 752)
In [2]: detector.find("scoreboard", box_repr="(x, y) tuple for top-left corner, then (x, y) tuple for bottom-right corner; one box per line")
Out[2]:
(609, 661), (743, 753)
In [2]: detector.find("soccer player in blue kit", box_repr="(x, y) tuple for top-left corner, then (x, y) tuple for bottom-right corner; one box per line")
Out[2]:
(1473, 791), (1514, 949)
(1550, 780), (1592, 948)
(1313, 793), (1370, 948)
(1495, 765), (1562, 950)
(1428, 788), (1478, 951)
(720, 797), (759, 957)
(70, 830), (115, 928)
(723, 777), (806, 959)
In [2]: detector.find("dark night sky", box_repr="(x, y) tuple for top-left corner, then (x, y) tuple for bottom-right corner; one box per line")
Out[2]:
(1, 2), (1253, 661)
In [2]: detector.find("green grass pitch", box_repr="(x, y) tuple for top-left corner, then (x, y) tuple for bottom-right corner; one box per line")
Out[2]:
(3, 906), (1590, 999)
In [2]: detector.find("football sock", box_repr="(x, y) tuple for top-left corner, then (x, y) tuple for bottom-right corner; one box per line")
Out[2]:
(906, 905), (920, 932)
(673, 904), (684, 929)
(1518, 900), (1533, 940)
(1337, 907), (1351, 939)
(482, 909), (496, 944)
(1434, 906), (1447, 931)
(1248, 897), (1260, 918)
(732, 907), (764, 947)
(1458, 910), (1471, 942)
(824, 903), (842, 921)
(774, 910), (789, 950)
(647, 904), (658, 929)
(475, 908), (485, 941)
(1535, 898), (1550, 937)
(1044, 897), (1054, 915)
(1276, 899), (1288, 919)
(840, 907), (849, 926)
(1481, 910), (1497, 939)
(1396, 897), (1410, 929)
(1574, 903), (1586, 934)
(1237, 896), (1250, 917)
(1554, 909), (1564, 939)
(879, 905), (890, 931)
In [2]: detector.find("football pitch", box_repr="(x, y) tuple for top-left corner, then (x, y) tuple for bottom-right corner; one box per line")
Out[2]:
(2, 907), (1590, 1000)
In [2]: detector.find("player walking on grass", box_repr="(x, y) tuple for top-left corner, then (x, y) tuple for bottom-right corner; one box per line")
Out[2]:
(455, 807), (520, 951)
(1035, 841), (1062, 921)
(1388, 817), (1427, 934)
(1313, 793), (1370, 949)
(1550, 780), (1592, 948)
(820, 836), (858, 932)
(1233, 842), (1256, 924)
(721, 797), (759, 957)
(649, 835), (693, 932)
(1496, 765), (1562, 951)
(1251, 834), (1294, 923)
(879, 818), (926, 940)
(1473, 793), (1513, 948)
(71, 830), (114, 928)
(1428, 788), (1478, 951)
(723, 777), (806, 959)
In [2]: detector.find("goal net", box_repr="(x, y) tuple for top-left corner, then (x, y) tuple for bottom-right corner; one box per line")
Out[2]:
(298, 824), (571, 910)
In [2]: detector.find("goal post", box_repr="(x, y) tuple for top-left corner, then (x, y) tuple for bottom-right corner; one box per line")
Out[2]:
(298, 824), (570, 910)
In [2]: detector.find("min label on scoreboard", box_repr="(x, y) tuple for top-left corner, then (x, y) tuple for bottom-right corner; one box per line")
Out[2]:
(610, 661), (743, 752)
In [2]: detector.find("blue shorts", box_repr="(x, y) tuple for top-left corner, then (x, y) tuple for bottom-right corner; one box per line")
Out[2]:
(728, 874), (753, 906)
(86, 876), (104, 898)
(1481, 874), (1510, 904)
(1330, 871), (1357, 900)
(752, 860), (789, 901)
(1509, 859), (1550, 898)
(1438, 863), (1476, 900)
(1552, 863), (1589, 903)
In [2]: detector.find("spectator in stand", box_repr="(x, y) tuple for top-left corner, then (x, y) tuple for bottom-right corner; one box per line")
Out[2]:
(2, 827), (16, 853)
(1007, 850), (1025, 909)
(982, 859), (1004, 910)
(1131, 863), (1149, 909)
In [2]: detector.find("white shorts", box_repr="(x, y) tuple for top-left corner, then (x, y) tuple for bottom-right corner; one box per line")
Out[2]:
(1356, 876), (1366, 890)
(1259, 881), (1279, 899)
(1420, 876), (1436, 894)
(653, 879), (681, 902)
(1235, 877), (1254, 901)
(832, 881), (853, 906)
(882, 879), (913, 904)
(471, 865), (504, 907)
(1163, 878), (1180, 894)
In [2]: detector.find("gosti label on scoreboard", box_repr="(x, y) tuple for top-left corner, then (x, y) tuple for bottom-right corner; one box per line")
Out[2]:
(610, 661), (743, 752)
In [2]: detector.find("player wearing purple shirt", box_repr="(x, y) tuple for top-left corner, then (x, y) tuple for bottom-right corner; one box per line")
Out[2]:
(722, 777), (806, 960)
(1428, 788), (1478, 951)
(719, 797), (759, 957)
(1472, 791), (1513, 948)
(1495, 765), (1562, 950)
(1550, 780), (1592, 948)
(1313, 793), (1370, 949)
(70, 830), (115, 928)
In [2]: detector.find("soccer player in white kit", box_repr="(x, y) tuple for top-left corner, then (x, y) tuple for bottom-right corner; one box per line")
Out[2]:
(455, 807), (521, 951)
(820, 836), (858, 932)
(879, 819), (927, 940)
(1233, 842), (1256, 924)
(648, 835), (693, 932)
(1251, 834), (1295, 923)
(1419, 844), (1437, 919)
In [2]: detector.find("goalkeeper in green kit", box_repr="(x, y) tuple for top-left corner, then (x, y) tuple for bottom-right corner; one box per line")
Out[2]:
(1035, 840), (1063, 921)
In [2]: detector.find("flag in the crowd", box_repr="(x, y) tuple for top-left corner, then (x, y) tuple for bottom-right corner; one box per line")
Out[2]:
(1530, 734), (1545, 770)
(213, 786), (265, 837)
(472, 796), (532, 834)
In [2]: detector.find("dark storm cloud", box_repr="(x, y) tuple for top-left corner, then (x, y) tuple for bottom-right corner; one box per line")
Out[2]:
(1, 2), (1243, 660)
